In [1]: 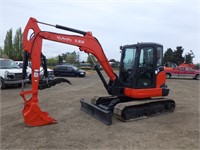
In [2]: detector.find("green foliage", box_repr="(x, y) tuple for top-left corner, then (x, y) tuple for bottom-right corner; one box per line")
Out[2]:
(185, 53), (193, 64)
(0, 46), (8, 58)
(13, 28), (23, 60)
(173, 46), (184, 65)
(4, 28), (13, 59)
(184, 50), (194, 64)
(163, 46), (193, 66)
(3, 28), (23, 60)
(47, 57), (58, 64)
(59, 51), (80, 64)
(163, 48), (174, 64)
(46, 57), (58, 68)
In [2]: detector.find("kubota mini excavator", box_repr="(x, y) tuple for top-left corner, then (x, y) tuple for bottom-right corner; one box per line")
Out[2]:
(20, 17), (175, 126)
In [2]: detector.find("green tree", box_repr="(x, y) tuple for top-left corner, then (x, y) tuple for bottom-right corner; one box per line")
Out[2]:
(164, 47), (195, 66)
(163, 48), (174, 64)
(3, 28), (23, 60)
(4, 28), (13, 59)
(0, 47), (9, 58)
(173, 46), (184, 65)
(47, 57), (58, 64)
(60, 51), (80, 64)
(184, 50), (194, 64)
(185, 53), (193, 64)
(13, 28), (23, 60)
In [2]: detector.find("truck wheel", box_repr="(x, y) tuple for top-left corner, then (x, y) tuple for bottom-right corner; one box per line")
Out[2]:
(166, 73), (171, 79)
(0, 79), (6, 89)
(195, 74), (199, 80)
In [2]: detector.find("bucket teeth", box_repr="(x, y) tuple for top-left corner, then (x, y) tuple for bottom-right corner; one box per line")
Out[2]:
(80, 99), (112, 125)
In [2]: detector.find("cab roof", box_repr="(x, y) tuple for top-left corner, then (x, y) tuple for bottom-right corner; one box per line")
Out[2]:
(120, 42), (163, 50)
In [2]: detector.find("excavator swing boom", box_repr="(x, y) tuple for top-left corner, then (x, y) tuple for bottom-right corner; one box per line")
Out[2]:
(20, 17), (175, 126)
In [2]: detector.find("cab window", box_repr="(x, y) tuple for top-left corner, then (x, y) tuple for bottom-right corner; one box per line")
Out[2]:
(139, 47), (154, 69)
(157, 46), (163, 66)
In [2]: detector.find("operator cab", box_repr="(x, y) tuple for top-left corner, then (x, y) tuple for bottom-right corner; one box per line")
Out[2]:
(119, 42), (163, 89)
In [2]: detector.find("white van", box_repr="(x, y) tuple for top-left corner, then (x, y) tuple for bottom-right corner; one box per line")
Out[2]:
(0, 58), (29, 89)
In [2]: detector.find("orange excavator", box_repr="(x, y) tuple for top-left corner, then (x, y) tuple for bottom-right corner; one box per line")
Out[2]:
(20, 17), (175, 126)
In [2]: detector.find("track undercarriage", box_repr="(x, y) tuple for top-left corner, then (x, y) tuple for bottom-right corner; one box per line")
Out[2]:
(80, 96), (175, 125)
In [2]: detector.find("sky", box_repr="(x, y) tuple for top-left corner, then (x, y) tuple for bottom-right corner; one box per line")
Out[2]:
(0, 0), (199, 63)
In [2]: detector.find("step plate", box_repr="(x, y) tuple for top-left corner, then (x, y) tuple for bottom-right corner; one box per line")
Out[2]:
(80, 99), (112, 125)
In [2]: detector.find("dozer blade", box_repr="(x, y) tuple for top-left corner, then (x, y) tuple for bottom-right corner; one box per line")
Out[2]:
(80, 99), (112, 125)
(22, 102), (57, 126)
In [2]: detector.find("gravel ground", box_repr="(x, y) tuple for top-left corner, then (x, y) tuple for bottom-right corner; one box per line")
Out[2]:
(1, 71), (199, 149)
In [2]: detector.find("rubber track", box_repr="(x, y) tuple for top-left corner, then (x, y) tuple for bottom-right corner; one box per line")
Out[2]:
(114, 99), (175, 121)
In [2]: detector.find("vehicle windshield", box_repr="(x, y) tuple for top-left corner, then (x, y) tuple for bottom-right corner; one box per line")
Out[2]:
(71, 66), (78, 70)
(0, 59), (20, 69)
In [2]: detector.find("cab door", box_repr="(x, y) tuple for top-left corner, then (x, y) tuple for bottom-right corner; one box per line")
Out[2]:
(135, 46), (156, 88)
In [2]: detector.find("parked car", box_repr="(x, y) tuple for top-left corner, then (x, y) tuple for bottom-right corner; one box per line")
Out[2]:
(15, 61), (54, 82)
(164, 66), (200, 80)
(0, 58), (29, 89)
(53, 64), (86, 77)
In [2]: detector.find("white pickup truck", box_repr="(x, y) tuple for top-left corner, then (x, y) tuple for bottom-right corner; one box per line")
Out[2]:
(15, 61), (54, 82)
(0, 58), (29, 89)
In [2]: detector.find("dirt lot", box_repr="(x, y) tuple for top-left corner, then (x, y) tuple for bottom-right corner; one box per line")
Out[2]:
(1, 72), (199, 149)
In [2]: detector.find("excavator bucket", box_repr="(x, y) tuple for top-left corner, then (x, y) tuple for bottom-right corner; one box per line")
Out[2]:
(21, 97), (57, 126)
(20, 77), (71, 126)
(20, 91), (57, 126)
(80, 99), (112, 125)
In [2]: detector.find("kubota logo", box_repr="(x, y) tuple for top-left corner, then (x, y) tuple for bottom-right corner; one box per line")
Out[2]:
(57, 36), (72, 42)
